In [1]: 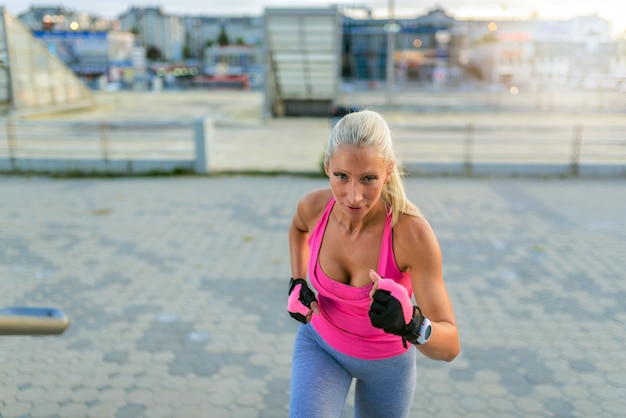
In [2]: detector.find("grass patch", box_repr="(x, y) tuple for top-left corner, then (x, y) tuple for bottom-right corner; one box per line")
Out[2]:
(91, 208), (112, 216)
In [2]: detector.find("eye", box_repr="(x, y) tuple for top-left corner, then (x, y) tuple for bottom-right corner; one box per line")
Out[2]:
(333, 172), (348, 180)
(362, 176), (378, 183)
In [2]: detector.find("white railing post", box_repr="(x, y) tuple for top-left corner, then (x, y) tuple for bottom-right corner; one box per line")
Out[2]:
(463, 123), (474, 175)
(99, 120), (110, 164)
(7, 117), (16, 170)
(570, 124), (582, 176)
(194, 117), (214, 174)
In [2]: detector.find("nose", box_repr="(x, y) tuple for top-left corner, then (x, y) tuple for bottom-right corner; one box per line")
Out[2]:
(346, 180), (362, 204)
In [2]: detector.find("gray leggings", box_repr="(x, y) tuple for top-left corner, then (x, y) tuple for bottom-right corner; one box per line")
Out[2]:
(289, 324), (417, 418)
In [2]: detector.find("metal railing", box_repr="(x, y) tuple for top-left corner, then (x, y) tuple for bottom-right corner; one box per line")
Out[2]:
(0, 118), (624, 176)
(391, 123), (626, 176)
(0, 118), (212, 174)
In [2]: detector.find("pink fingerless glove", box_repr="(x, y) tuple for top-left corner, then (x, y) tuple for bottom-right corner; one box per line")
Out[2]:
(288, 278), (317, 324)
(375, 277), (414, 323)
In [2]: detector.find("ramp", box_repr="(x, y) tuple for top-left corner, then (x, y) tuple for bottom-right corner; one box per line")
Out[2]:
(0, 6), (94, 116)
(264, 7), (341, 117)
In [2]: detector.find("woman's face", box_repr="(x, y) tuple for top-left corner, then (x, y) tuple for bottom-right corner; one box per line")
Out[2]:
(325, 145), (391, 220)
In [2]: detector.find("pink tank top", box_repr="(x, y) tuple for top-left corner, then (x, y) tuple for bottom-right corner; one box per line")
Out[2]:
(308, 197), (413, 360)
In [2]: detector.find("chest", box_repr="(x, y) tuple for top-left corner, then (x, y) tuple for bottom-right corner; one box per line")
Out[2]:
(318, 220), (385, 287)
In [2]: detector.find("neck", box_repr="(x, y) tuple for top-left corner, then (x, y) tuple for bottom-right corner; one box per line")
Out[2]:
(334, 200), (386, 235)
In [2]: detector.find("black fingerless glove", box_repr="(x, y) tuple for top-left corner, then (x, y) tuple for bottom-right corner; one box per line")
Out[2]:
(287, 278), (317, 324)
(369, 289), (426, 348)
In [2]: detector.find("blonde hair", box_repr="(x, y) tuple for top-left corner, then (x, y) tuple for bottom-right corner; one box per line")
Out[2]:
(324, 109), (421, 225)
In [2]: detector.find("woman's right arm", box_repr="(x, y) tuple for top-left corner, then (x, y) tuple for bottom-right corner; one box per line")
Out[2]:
(289, 189), (329, 279)
(287, 190), (330, 322)
(289, 198), (311, 279)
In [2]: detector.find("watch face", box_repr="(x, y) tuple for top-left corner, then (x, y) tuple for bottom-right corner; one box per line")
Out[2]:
(419, 318), (432, 344)
(424, 324), (432, 340)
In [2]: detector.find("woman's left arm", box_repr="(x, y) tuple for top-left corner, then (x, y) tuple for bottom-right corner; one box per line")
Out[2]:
(397, 215), (460, 361)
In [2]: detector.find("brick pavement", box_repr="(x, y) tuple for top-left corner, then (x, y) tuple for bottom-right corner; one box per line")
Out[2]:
(1, 175), (625, 417)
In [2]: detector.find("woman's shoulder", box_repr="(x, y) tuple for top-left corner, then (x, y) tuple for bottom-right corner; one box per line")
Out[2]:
(394, 212), (440, 262)
(393, 214), (441, 271)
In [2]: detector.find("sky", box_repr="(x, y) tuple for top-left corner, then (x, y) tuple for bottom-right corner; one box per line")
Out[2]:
(3, 0), (625, 37)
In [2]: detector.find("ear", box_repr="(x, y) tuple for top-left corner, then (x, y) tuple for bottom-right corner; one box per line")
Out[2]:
(385, 161), (395, 183)
(324, 159), (330, 177)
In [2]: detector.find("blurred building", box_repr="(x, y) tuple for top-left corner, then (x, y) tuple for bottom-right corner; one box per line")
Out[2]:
(118, 6), (184, 62)
(456, 15), (621, 91)
(264, 7), (342, 116)
(341, 8), (457, 86)
(32, 31), (108, 80)
(106, 31), (140, 89)
(14, 4), (626, 93)
(181, 16), (264, 60)
(17, 5), (117, 31)
(201, 45), (264, 89)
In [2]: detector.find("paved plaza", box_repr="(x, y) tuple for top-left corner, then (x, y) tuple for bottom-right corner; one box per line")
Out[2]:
(1, 174), (625, 417)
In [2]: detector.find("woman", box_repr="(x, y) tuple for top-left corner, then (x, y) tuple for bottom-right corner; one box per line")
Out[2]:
(287, 109), (459, 418)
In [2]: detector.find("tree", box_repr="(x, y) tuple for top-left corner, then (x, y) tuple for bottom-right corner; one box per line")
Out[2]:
(218, 28), (229, 46)
(146, 45), (163, 61)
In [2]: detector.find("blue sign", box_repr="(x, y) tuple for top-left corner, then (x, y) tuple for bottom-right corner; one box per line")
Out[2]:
(32, 31), (109, 75)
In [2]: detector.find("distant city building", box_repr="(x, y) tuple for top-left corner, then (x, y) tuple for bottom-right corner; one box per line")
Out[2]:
(200, 44), (264, 89)
(18, 5), (116, 31)
(342, 8), (459, 85)
(118, 6), (184, 62)
(13, 4), (626, 92)
(181, 16), (264, 60)
(107, 31), (139, 88)
(457, 15), (619, 90)
(32, 30), (109, 76)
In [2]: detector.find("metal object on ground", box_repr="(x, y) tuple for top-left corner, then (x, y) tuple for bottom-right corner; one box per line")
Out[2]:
(0, 306), (70, 335)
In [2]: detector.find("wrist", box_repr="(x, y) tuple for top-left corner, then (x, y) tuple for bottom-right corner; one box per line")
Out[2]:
(402, 306), (432, 345)
(415, 317), (432, 345)
(289, 278), (306, 294)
